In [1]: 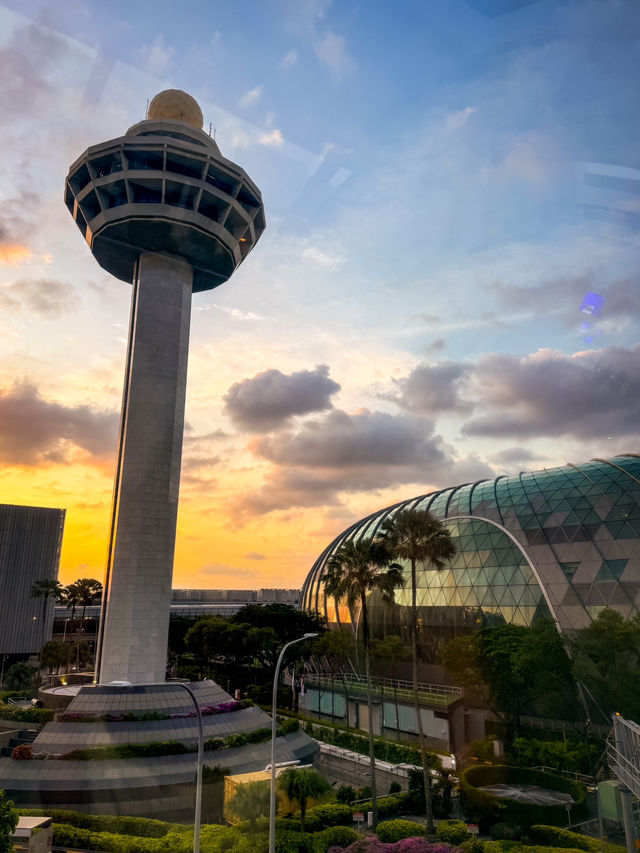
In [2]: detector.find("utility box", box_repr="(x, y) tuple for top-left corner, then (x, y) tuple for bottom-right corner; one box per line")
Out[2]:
(599, 780), (623, 822)
(12, 816), (53, 852)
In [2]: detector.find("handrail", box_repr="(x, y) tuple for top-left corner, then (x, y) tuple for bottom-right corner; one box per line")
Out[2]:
(302, 672), (462, 706)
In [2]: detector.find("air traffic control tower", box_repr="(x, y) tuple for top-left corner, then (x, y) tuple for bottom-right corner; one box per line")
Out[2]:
(65, 90), (265, 684)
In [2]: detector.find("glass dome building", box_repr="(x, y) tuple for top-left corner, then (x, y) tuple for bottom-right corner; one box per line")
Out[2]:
(301, 454), (640, 637)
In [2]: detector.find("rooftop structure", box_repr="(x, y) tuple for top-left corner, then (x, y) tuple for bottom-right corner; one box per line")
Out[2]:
(302, 454), (640, 638)
(0, 504), (65, 656)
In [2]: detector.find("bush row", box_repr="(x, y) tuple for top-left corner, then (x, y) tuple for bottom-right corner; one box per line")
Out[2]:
(460, 765), (588, 828)
(530, 825), (626, 853)
(30, 814), (359, 853)
(0, 701), (54, 723)
(14, 719), (299, 760)
(304, 721), (440, 767)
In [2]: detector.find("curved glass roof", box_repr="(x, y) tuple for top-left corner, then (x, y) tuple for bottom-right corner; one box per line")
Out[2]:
(301, 454), (640, 635)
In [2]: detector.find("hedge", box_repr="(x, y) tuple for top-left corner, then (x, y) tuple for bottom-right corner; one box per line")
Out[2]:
(530, 825), (626, 853)
(305, 721), (441, 767)
(377, 819), (427, 842)
(0, 702), (54, 723)
(356, 794), (407, 820)
(460, 765), (588, 827)
(50, 822), (257, 853)
(19, 808), (178, 837)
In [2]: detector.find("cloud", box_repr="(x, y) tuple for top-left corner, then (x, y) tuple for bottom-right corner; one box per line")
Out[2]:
(0, 382), (118, 465)
(425, 339), (446, 354)
(490, 447), (541, 466)
(313, 30), (355, 77)
(387, 362), (472, 415)
(228, 408), (494, 523)
(463, 344), (640, 440)
(302, 245), (345, 270)
(259, 128), (284, 147)
(224, 364), (340, 432)
(280, 49), (298, 70)
(444, 107), (476, 131)
(252, 408), (447, 469)
(243, 552), (266, 560)
(0, 245), (32, 265)
(239, 85), (263, 109)
(0, 278), (80, 315)
(491, 275), (640, 326)
(139, 34), (175, 76)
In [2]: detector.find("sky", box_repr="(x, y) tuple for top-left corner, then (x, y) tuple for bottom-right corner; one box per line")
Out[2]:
(0, 0), (639, 591)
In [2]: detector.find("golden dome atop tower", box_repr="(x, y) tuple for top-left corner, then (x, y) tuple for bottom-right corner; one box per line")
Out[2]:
(147, 89), (203, 129)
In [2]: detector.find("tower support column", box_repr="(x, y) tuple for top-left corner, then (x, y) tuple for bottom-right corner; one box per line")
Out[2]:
(98, 252), (193, 684)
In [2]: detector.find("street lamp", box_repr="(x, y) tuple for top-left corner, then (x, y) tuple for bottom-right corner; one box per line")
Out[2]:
(268, 633), (317, 853)
(112, 681), (204, 853)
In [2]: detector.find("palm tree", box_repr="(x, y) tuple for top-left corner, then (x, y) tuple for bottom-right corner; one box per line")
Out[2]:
(30, 579), (64, 651)
(323, 537), (405, 827)
(277, 768), (329, 832)
(227, 780), (270, 830)
(378, 508), (456, 834)
(70, 578), (102, 671)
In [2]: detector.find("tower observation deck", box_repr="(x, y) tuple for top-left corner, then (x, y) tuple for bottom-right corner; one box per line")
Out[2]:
(64, 90), (265, 684)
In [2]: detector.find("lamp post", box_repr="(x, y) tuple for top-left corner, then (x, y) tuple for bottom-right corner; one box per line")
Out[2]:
(112, 681), (204, 853)
(268, 633), (317, 853)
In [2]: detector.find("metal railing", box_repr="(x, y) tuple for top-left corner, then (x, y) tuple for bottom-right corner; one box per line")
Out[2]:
(607, 715), (640, 800)
(303, 672), (462, 707)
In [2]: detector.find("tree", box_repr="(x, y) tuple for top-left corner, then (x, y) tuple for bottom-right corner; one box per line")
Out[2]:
(277, 768), (329, 832)
(59, 584), (80, 641)
(323, 537), (405, 827)
(377, 508), (456, 833)
(572, 609), (640, 720)
(4, 662), (35, 693)
(231, 603), (325, 645)
(442, 620), (575, 743)
(68, 578), (102, 671)
(227, 780), (270, 830)
(30, 578), (64, 652)
(40, 641), (74, 674)
(0, 789), (18, 853)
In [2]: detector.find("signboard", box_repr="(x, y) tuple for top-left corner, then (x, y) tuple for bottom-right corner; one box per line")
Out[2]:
(352, 812), (364, 822)
(467, 824), (479, 835)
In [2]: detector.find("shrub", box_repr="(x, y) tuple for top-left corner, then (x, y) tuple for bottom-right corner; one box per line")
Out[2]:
(530, 825), (626, 853)
(377, 819), (426, 843)
(357, 794), (407, 820)
(389, 781), (402, 795)
(337, 786), (357, 804)
(19, 809), (177, 838)
(436, 820), (469, 845)
(483, 842), (502, 853)
(302, 803), (353, 832)
(275, 830), (315, 853)
(314, 826), (359, 852)
(0, 702), (54, 723)
(460, 839), (485, 853)
(280, 718), (300, 735)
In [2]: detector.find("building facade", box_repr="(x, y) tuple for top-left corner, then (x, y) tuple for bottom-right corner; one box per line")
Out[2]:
(302, 454), (640, 637)
(0, 504), (65, 655)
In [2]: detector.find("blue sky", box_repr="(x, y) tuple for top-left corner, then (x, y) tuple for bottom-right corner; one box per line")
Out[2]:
(0, 0), (638, 588)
